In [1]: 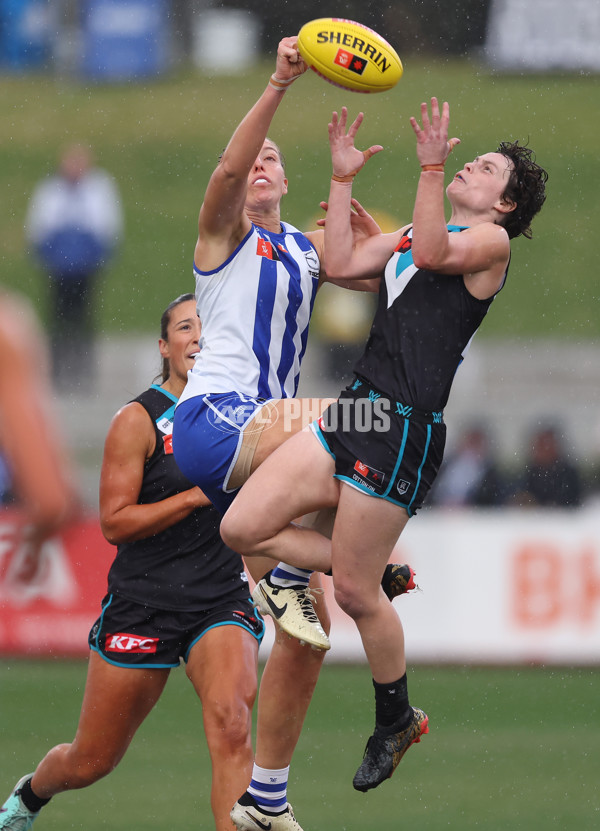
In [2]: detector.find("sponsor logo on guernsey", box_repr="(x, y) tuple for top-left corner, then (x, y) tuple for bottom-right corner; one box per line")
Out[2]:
(316, 30), (394, 74)
(106, 633), (159, 653)
(304, 249), (319, 278)
(353, 459), (386, 490)
(256, 237), (279, 260)
(334, 49), (367, 75)
(162, 434), (174, 454)
(395, 234), (412, 254)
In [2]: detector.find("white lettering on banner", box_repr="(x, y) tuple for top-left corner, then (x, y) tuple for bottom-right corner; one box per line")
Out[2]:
(255, 510), (600, 665)
(2, 511), (600, 663)
(0, 530), (78, 606)
(511, 544), (600, 627)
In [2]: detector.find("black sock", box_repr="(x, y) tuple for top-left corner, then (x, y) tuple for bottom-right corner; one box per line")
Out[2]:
(373, 674), (411, 731)
(19, 777), (51, 813)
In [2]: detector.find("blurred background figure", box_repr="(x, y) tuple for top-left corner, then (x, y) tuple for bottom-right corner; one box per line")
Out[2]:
(428, 423), (507, 508)
(25, 142), (123, 393)
(0, 291), (79, 581)
(510, 422), (583, 509)
(311, 283), (377, 385)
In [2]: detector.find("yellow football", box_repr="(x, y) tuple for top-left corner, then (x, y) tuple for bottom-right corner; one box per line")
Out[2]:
(297, 18), (403, 94)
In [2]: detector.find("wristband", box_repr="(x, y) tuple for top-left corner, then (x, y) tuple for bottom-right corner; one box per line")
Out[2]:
(268, 74), (297, 92)
(421, 163), (445, 172)
(331, 173), (356, 183)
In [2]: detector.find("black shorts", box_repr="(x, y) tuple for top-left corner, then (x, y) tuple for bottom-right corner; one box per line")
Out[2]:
(312, 378), (446, 516)
(88, 594), (265, 669)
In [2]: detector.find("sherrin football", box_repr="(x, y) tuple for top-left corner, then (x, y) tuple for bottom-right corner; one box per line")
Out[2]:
(297, 18), (403, 94)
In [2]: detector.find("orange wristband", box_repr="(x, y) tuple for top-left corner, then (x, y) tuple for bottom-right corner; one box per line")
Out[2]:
(421, 163), (445, 172)
(331, 173), (356, 183)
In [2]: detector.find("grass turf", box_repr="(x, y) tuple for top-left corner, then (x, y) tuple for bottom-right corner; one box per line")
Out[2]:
(1, 659), (598, 829)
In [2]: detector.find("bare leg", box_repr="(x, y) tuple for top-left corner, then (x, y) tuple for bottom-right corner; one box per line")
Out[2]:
(331, 483), (410, 682)
(186, 625), (259, 831)
(244, 564), (330, 771)
(221, 431), (339, 572)
(251, 398), (336, 473)
(30, 651), (169, 798)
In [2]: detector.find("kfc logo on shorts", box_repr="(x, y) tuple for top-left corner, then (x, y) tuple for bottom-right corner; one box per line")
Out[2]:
(106, 633), (159, 653)
(353, 459), (385, 489)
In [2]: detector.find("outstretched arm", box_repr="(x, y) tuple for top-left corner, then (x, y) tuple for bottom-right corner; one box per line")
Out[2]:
(315, 198), (382, 292)
(196, 37), (307, 269)
(323, 108), (399, 281)
(409, 97), (460, 269)
(410, 97), (509, 297)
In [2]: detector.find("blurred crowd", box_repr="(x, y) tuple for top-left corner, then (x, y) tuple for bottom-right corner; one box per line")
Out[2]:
(427, 421), (588, 510)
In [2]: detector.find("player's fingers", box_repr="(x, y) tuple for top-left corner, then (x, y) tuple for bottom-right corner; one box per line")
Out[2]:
(349, 111), (364, 136)
(363, 145), (383, 163)
(448, 137), (461, 153)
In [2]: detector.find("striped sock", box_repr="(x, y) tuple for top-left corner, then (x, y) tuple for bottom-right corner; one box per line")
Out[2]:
(247, 764), (289, 814)
(270, 563), (312, 588)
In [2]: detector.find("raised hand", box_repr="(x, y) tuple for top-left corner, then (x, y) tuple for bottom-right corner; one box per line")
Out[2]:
(409, 97), (460, 167)
(328, 107), (383, 180)
(273, 36), (308, 84)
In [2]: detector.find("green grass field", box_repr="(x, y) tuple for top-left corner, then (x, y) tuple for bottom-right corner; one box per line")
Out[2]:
(1, 57), (598, 339)
(1, 659), (598, 830)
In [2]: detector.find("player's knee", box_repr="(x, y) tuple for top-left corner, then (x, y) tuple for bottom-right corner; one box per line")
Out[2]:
(220, 511), (259, 555)
(205, 697), (253, 752)
(334, 578), (368, 621)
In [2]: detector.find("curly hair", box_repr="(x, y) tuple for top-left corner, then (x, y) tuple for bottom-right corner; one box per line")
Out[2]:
(496, 141), (548, 240)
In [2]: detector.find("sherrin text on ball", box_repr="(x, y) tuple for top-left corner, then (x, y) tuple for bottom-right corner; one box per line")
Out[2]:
(297, 18), (403, 93)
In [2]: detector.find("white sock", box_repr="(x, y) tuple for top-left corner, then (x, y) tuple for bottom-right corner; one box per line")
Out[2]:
(248, 764), (289, 813)
(270, 564), (312, 588)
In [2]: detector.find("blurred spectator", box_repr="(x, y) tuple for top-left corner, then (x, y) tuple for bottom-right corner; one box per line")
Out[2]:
(25, 142), (123, 393)
(0, 291), (80, 581)
(428, 423), (507, 508)
(510, 423), (583, 509)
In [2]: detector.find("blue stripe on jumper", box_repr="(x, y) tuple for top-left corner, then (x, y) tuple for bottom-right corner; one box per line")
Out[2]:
(253, 254), (278, 400)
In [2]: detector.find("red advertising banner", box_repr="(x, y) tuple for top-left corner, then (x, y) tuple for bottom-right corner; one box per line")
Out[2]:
(0, 510), (115, 657)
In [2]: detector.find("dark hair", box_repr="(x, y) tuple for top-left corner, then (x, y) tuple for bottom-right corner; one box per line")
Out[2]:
(157, 293), (196, 383)
(496, 141), (548, 240)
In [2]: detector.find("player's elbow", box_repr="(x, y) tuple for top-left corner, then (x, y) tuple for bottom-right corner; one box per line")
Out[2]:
(411, 248), (439, 271)
(100, 516), (129, 546)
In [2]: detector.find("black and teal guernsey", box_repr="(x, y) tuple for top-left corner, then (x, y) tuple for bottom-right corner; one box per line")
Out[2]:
(106, 385), (250, 611)
(354, 225), (507, 412)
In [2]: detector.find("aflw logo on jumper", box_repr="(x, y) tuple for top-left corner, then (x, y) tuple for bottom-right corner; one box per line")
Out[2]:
(106, 633), (159, 653)
(256, 238), (280, 260)
(317, 30), (394, 74)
